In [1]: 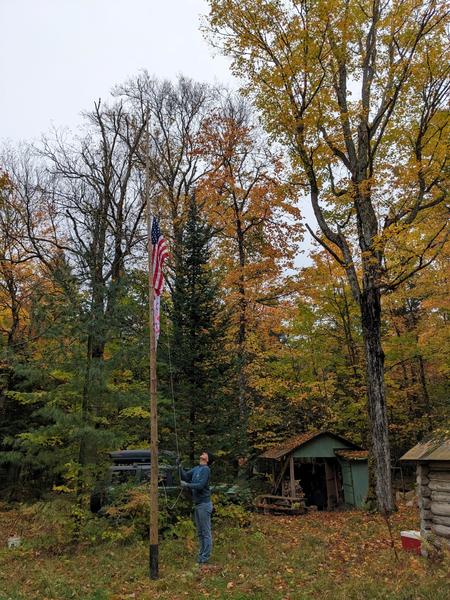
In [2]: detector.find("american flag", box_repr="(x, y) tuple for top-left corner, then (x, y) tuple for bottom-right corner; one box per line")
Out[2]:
(151, 217), (168, 340)
(151, 217), (169, 296)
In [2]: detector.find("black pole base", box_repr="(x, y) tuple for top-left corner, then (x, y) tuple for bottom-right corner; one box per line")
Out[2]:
(149, 544), (159, 579)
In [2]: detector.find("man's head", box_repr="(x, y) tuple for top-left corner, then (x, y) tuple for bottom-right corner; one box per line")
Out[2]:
(199, 451), (209, 465)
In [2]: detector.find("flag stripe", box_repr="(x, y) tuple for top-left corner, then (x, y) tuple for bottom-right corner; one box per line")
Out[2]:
(151, 217), (168, 341)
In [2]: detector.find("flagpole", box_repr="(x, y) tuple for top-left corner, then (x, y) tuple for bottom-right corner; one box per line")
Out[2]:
(145, 135), (159, 580)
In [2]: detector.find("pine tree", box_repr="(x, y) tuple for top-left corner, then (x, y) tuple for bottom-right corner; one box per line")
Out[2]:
(170, 197), (229, 461)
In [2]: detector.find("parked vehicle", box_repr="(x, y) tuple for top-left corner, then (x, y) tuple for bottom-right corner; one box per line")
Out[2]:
(89, 449), (179, 513)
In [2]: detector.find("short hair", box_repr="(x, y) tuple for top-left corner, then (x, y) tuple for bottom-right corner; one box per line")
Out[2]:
(201, 451), (214, 465)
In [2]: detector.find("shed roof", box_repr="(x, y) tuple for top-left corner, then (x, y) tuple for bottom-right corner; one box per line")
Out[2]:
(259, 431), (360, 461)
(400, 434), (450, 462)
(334, 449), (369, 461)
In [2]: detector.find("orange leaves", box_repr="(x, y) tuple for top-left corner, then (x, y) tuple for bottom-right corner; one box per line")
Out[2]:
(194, 102), (304, 420)
(196, 103), (303, 270)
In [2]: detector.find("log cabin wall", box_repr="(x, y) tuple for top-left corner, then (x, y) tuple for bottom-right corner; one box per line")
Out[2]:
(418, 461), (450, 548)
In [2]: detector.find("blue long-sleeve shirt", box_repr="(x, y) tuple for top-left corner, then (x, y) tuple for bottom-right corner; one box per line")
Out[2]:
(180, 464), (211, 505)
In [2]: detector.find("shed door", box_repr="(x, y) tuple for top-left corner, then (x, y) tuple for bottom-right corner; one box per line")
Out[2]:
(324, 460), (339, 510)
(339, 459), (355, 506)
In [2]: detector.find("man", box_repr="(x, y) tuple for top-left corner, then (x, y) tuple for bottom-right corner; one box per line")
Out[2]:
(179, 451), (213, 565)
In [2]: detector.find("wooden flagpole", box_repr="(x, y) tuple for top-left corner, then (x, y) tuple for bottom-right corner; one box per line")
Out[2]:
(146, 137), (159, 580)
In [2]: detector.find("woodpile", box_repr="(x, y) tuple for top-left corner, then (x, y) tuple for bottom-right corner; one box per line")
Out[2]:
(253, 494), (306, 515)
(418, 462), (450, 548)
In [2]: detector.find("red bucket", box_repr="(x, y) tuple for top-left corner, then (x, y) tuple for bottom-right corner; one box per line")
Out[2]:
(400, 530), (421, 554)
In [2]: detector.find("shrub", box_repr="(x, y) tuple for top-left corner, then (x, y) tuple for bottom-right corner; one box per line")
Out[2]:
(102, 484), (192, 540)
(212, 492), (251, 528)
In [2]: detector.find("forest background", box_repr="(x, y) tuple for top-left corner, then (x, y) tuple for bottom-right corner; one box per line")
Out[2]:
(0, 73), (447, 502)
(0, 1), (449, 505)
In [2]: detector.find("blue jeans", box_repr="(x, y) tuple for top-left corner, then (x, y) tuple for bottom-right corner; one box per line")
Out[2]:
(194, 501), (213, 563)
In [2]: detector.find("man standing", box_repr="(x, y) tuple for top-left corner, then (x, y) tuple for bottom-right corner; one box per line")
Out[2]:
(179, 451), (213, 565)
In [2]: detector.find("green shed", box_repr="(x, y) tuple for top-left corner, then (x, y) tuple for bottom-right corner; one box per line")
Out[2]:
(258, 431), (369, 510)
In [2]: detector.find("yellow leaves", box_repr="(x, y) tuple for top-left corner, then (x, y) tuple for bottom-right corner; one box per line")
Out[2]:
(62, 460), (81, 484)
(52, 485), (72, 494)
(18, 432), (62, 447)
(113, 369), (134, 382)
(49, 369), (73, 384)
(119, 406), (151, 419)
(5, 390), (47, 405)
(99, 525), (135, 544)
(92, 415), (109, 427)
(108, 370), (146, 394)
(215, 449), (228, 457)
(207, 0), (449, 244)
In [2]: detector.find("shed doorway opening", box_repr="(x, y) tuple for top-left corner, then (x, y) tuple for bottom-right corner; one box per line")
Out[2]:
(298, 461), (327, 510)
(296, 459), (343, 511)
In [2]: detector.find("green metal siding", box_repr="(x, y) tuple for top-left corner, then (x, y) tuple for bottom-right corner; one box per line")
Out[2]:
(350, 462), (368, 507)
(338, 459), (368, 508)
(340, 459), (355, 505)
(292, 435), (353, 459)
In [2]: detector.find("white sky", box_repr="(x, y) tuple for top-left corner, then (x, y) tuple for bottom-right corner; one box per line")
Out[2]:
(0, 0), (315, 263)
(0, 0), (235, 143)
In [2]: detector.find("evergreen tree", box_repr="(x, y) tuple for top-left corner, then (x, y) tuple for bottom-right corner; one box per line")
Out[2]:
(170, 197), (229, 461)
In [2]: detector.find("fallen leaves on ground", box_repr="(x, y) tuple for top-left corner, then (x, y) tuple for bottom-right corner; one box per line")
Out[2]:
(0, 503), (449, 600)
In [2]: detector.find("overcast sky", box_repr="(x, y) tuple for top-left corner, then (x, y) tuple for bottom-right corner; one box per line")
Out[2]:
(0, 0), (235, 143)
(0, 0), (315, 263)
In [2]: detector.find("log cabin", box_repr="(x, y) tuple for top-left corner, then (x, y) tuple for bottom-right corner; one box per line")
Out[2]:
(400, 434), (450, 550)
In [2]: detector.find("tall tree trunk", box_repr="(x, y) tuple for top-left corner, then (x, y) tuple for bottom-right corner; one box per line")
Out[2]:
(5, 273), (21, 351)
(237, 279), (247, 422)
(340, 287), (360, 380)
(417, 356), (433, 432)
(390, 311), (414, 413)
(76, 332), (93, 499)
(360, 283), (394, 513)
(236, 221), (248, 457)
(76, 280), (106, 499)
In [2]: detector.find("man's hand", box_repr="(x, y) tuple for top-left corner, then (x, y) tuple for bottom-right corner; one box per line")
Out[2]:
(180, 480), (189, 488)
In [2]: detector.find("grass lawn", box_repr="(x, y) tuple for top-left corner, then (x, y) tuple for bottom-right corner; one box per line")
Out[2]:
(0, 502), (448, 600)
